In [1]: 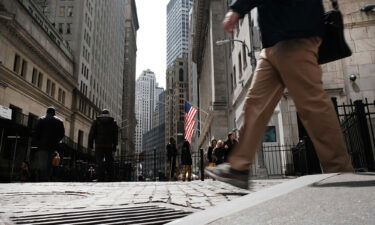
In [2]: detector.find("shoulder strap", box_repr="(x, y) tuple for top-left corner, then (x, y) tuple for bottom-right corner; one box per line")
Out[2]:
(330, 0), (339, 10)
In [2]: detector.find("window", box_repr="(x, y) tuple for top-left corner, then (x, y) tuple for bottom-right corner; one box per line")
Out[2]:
(263, 126), (277, 142)
(32, 68), (38, 85)
(13, 54), (21, 74)
(238, 52), (243, 78)
(58, 23), (63, 33)
(58, 88), (62, 102)
(62, 91), (66, 105)
(179, 69), (184, 82)
(46, 79), (51, 94)
(37, 72), (43, 88)
(67, 6), (73, 17)
(242, 43), (247, 69)
(66, 23), (71, 34)
(233, 66), (237, 88)
(51, 83), (55, 98)
(20, 59), (27, 77)
(59, 6), (65, 17)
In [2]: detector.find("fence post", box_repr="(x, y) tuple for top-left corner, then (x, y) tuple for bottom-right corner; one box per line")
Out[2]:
(354, 100), (375, 171)
(153, 148), (157, 181)
(200, 148), (204, 181)
(331, 97), (339, 119)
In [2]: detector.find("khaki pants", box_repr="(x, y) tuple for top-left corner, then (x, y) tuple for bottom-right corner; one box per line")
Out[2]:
(230, 37), (353, 173)
(182, 165), (192, 181)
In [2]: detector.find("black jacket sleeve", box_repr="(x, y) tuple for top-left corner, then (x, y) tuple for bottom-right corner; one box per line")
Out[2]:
(230, 0), (263, 17)
(113, 121), (118, 147)
(57, 120), (65, 142)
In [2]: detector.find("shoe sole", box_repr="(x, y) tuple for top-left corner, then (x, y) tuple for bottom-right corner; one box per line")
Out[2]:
(205, 168), (248, 190)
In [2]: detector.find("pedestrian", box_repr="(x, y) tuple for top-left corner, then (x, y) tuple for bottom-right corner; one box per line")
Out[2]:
(213, 140), (226, 165)
(32, 107), (65, 181)
(181, 140), (192, 181)
(19, 161), (29, 182)
(166, 137), (177, 180)
(207, 139), (217, 167)
(206, 0), (354, 189)
(224, 132), (238, 162)
(88, 109), (118, 182)
(51, 151), (61, 181)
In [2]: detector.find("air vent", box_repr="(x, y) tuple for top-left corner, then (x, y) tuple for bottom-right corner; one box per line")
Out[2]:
(10, 205), (191, 225)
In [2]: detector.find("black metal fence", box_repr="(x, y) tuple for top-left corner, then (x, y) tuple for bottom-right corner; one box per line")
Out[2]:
(113, 149), (205, 181)
(333, 98), (375, 171)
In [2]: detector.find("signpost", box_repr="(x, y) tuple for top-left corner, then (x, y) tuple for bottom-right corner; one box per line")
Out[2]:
(0, 105), (12, 120)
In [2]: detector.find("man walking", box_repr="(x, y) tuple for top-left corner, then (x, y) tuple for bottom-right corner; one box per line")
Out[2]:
(206, 0), (354, 189)
(33, 107), (65, 181)
(88, 109), (118, 182)
(166, 137), (177, 180)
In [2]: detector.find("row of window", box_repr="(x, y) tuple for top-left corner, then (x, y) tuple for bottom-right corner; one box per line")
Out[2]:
(13, 54), (66, 105)
(59, 6), (73, 17)
(57, 23), (72, 34)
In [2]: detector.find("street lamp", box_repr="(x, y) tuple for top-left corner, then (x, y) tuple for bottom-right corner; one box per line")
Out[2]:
(216, 39), (257, 67)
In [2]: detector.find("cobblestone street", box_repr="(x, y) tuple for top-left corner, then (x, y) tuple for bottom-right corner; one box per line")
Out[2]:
(0, 179), (286, 218)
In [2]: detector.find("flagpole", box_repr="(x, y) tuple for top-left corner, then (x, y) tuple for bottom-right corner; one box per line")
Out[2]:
(185, 100), (209, 116)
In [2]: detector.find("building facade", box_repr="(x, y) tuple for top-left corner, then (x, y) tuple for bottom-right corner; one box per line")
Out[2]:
(191, 0), (232, 149)
(135, 69), (156, 154)
(165, 58), (189, 149)
(167, 0), (193, 66)
(0, 0), (88, 181)
(121, 0), (139, 157)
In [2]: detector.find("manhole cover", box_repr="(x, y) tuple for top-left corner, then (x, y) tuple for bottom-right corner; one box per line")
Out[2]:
(9, 205), (191, 225)
(0, 192), (90, 207)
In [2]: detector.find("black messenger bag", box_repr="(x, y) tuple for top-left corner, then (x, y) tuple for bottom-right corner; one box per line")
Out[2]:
(318, 0), (352, 64)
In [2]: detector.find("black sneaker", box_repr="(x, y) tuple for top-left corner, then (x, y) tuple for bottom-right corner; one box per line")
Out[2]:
(205, 163), (249, 189)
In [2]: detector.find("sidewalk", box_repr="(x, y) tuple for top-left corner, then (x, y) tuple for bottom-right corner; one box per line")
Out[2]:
(171, 173), (375, 225)
(0, 179), (285, 220)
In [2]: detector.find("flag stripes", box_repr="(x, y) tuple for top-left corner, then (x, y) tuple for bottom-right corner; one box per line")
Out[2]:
(184, 101), (197, 143)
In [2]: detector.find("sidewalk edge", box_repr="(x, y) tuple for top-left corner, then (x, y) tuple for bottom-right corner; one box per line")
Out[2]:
(167, 173), (338, 225)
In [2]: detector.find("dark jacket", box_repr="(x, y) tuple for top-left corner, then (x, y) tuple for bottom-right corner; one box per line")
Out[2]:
(35, 115), (65, 150)
(88, 114), (118, 150)
(224, 139), (238, 162)
(166, 142), (177, 162)
(213, 147), (226, 165)
(230, 0), (325, 48)
(207, 146), (215, 163)
(181, 141), (192, 165)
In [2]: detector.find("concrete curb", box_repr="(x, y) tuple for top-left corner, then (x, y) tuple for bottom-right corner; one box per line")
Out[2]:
(168, 173), (339, 225)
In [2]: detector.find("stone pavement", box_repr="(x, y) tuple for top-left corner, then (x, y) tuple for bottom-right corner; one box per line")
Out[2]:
(0, 179), (286, 219)
(172, 173), (375, 225)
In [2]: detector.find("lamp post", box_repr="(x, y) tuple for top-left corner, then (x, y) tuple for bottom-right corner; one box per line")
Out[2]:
(216, 39), (257, 67)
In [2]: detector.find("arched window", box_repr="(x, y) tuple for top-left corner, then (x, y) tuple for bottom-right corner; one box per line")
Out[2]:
(179, 69), (184, 82)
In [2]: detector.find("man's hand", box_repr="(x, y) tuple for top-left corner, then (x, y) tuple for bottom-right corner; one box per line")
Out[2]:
(223, 11), (241, 33)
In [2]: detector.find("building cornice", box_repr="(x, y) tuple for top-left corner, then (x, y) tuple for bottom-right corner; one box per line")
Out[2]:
(0, 21), (77, 89)
(0, 65), (72, 117)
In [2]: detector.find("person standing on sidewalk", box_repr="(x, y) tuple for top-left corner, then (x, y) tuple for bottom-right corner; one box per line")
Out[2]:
(207, 139), (217, 167)
(181, 140), (192, 181)
(224, 132), (238, 162)
(33, 107), (65, 181)
(166, 137), (177, 180)
(206, 0), (354, 189)
(88, 109), (118, 182)
(51, 151), (61, 181)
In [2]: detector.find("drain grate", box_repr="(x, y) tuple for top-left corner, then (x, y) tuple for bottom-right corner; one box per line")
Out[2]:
(10, 205), (191, 225)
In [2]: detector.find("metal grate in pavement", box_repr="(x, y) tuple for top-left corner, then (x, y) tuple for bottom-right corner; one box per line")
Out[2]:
(10, 205), (191, 225)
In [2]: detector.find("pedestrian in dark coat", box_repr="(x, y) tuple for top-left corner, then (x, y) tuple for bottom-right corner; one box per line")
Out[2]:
(33, 107), (65, 181)
(181, 140), (192, 181)
(88, 109), (118, 182)
(224, 133), (238, 162)
(213, 140), (226, 165)
(207, 139), (217, 166)
(166, 137), (177, 180)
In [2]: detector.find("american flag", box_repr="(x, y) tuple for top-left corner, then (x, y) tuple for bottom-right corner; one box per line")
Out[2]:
(184, 101), (198, 143)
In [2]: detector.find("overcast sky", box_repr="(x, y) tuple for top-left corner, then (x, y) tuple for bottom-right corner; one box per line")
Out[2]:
(135, 0), (169, 88)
